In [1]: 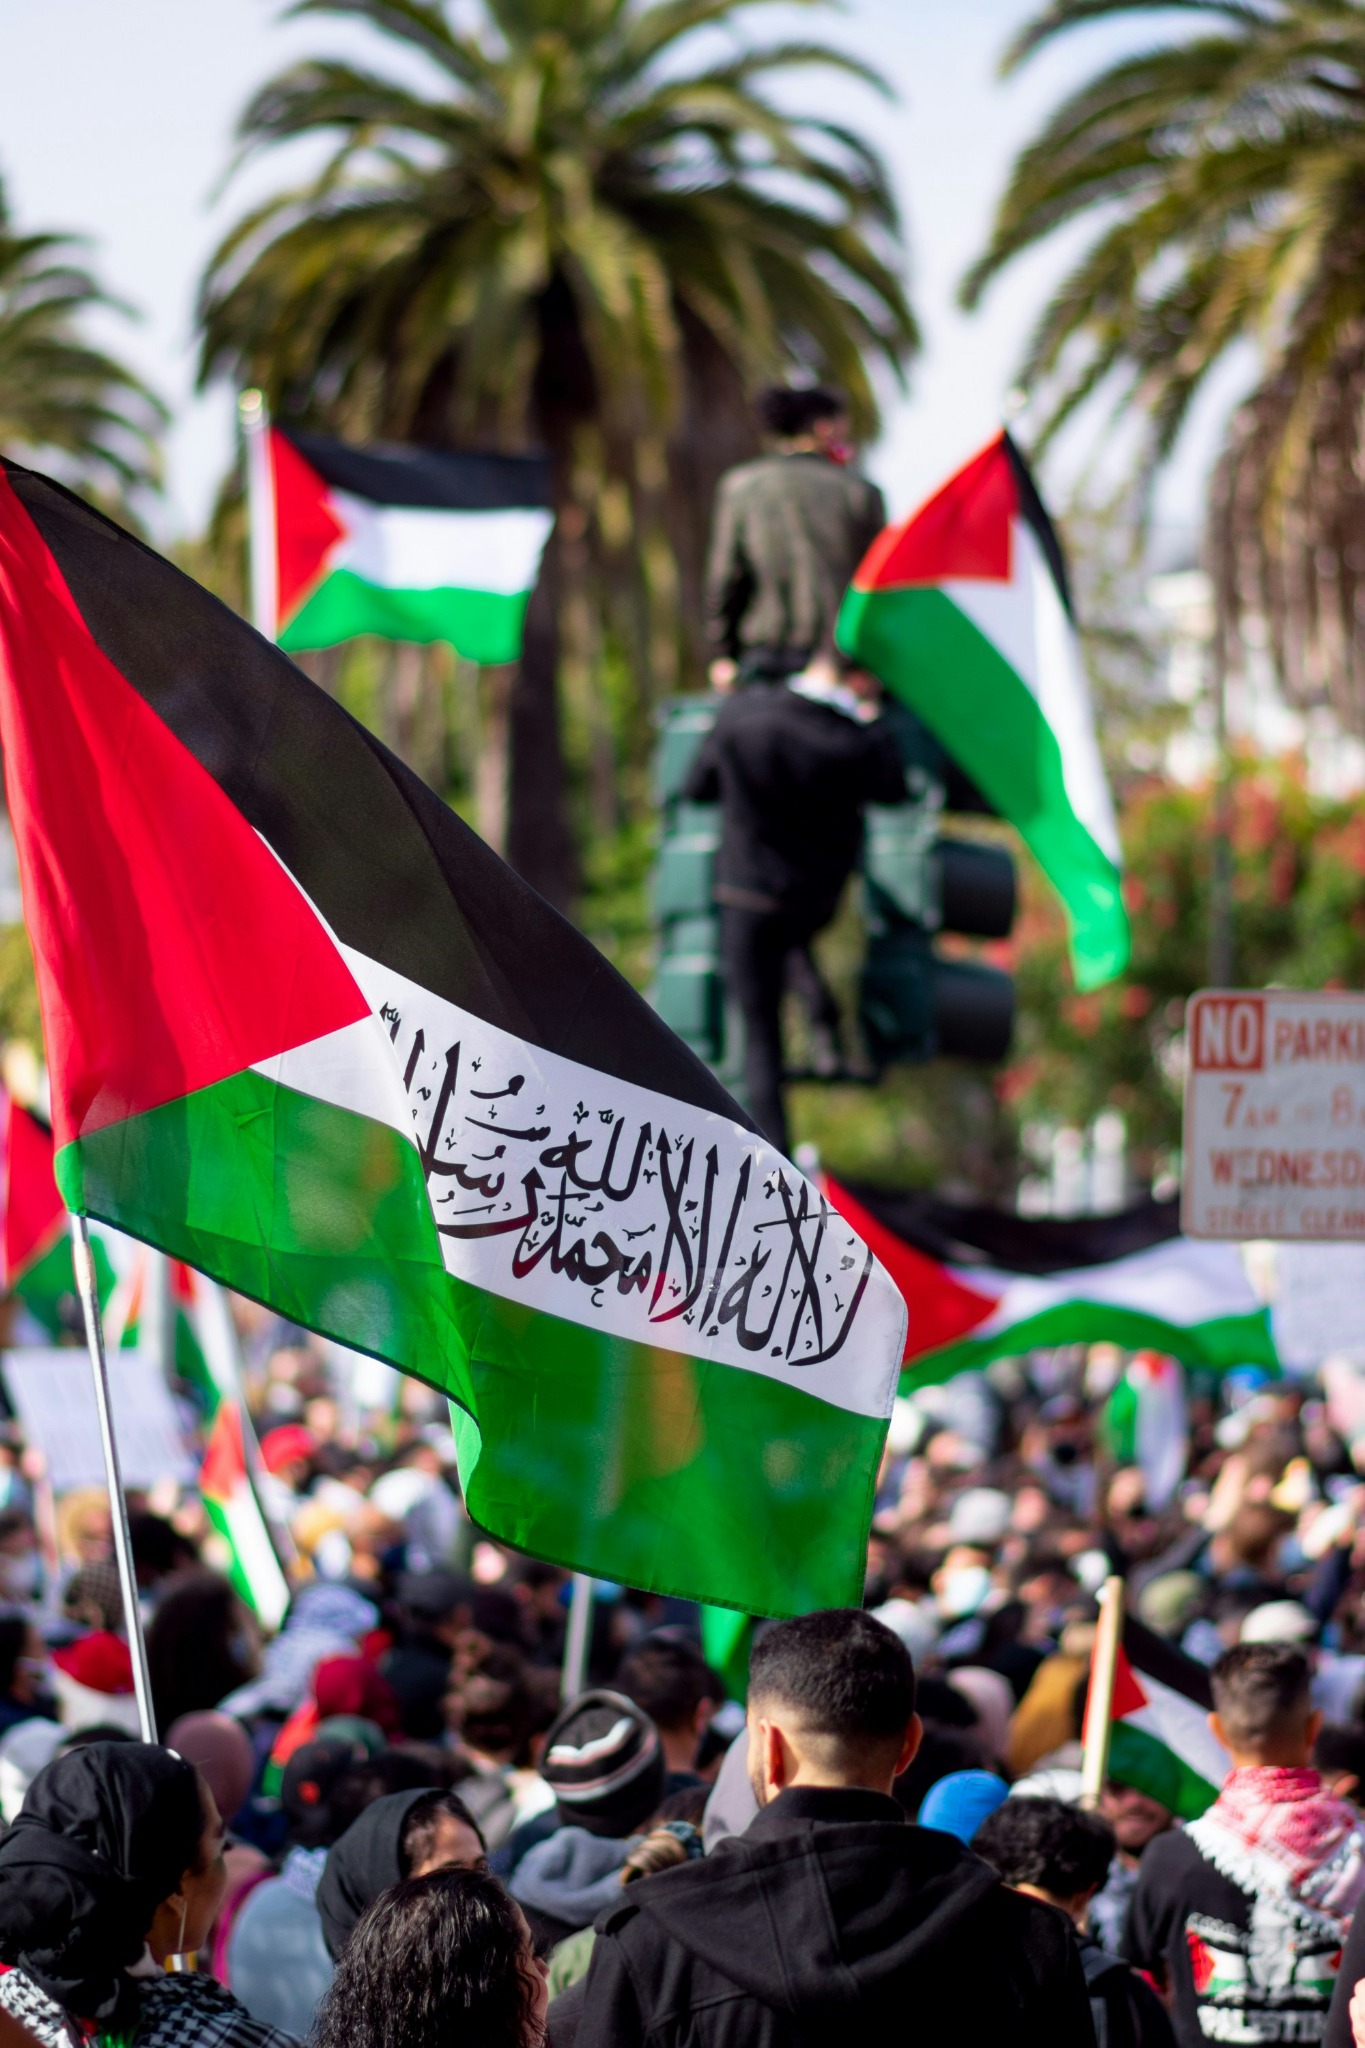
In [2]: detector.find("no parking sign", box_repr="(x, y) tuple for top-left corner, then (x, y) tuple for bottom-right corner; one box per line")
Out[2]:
(1182, 989), (1365, 1240)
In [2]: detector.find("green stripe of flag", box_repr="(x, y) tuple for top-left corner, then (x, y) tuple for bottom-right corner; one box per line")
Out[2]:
(59, 1070), (881, 1618)
(838, 581), (1128, 989)
(281, 571), (533, 664)
(901, 1300), (1277, 1394)
(1108, 1720), (1219, 1821)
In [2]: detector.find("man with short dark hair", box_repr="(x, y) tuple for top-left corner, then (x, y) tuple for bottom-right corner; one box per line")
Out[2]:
(1126, 1642), (1365, 2048)
(975, 1795), (1175, 2048)
(615, 1638), (721, 1787)
(705, 385), (886, 688)
(563, 1608), (1093, 2048)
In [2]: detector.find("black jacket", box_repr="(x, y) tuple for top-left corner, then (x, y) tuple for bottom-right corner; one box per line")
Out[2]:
(683, 687), (905, 925)
(1123, 1822), (1354, 2048)
(552, 1786), (1096, 2048)
(1080, 1935), (1176, 2048)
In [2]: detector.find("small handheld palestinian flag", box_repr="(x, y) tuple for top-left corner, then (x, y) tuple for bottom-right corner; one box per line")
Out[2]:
(1, 1091), (63, 1292)
(1084, 1611), (1228, 1820)
(1, 1092), (113, 1334)
(111, 1246), (292, 1628)
(260, 422), (553, 663)
(837, 429), (1128, 990)
(201, 1393), (290, 1632)
(1101, 1351), (1189, 1511)
(823, 1176), (1277, 1390)
(0, 459), (906, 1618)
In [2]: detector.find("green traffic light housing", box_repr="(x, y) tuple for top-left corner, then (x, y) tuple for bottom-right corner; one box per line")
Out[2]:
(648, 693), (1017, 1085)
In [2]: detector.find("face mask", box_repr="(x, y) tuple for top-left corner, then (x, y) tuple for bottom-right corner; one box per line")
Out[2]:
(938, 1565), (992, 1620)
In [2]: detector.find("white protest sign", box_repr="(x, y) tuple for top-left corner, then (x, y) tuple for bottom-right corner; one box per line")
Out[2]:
(1183, 990), (1365, 1240)
(1274, 1243), (1365, 1368)
(1, 1348), (195, 1494)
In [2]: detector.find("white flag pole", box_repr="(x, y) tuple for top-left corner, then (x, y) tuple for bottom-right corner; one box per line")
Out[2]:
(239, 389), (277, 641)
(561, 1574), (594, 1703)
(1081, 1573), (1125, 1807)
(68, 1214), (157, 1741)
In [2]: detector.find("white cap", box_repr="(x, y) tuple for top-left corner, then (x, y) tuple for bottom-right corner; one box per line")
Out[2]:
(1240, 1600), (1318, 1646)
(948, 1487), (1012, 1548)
(872, 1597), (940, 1663)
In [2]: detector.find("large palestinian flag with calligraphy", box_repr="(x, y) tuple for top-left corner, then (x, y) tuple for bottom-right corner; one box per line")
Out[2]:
(837, 429), (1128, 990)
(269, 429), (553, 663)
(0, 458), (906, 1617)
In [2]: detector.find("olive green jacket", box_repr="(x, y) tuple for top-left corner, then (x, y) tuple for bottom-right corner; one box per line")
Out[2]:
(705, 452), (886, 665)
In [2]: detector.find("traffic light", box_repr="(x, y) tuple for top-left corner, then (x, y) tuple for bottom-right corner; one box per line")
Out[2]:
(650, 697), (731, 1072)
(648, 693), (1017, 1083)
(858, 701), (1016, 1068)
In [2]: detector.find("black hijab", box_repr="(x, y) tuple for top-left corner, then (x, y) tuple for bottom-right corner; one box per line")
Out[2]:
(317, 1790), (428, 1961)
(0, 1742), (204, 2029)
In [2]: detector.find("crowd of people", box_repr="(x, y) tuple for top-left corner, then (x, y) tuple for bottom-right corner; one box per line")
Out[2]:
(1, 1288), (1365, 2045)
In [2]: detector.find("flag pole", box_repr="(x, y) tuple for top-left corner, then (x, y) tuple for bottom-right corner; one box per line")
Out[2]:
(562, 1573), (593, 1702)
(239, 390), (277, 641)
(1081, 1573), (1125, 1808)
(68, 1214), (157, 1741)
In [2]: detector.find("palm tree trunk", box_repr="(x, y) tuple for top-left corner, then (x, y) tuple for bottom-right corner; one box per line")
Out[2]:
(475, 661), (512, 856)
(506, 528), (577, 913)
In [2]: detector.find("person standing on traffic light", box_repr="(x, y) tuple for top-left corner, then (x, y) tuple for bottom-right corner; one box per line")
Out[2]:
(705, 387), (886, 690)
(682, 656), (906, 1154)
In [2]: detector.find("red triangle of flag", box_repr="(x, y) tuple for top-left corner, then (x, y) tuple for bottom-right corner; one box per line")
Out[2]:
(271, 430), (347, 630)
(201, 1397), (246, 1500)
(821, 1174), (997, 1362)
(2, 1095), (63, 1282)
(855, 431), (1018, 592)
(0, 471), (370, 1149)
(1084, 1642), (1148, 1751)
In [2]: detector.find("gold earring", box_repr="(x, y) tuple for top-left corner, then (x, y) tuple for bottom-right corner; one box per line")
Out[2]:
(176, 1897), (187, 1955)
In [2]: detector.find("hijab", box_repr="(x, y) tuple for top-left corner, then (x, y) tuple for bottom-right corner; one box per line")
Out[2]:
(165, 1713), (254, 1827)
(0, 1742), (204, 2029)
(948, 1667), (1015, 1766)
(316, 1790), (427, 1961)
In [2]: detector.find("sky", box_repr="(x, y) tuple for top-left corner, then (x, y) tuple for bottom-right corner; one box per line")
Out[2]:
(0, 0), (1233, 550)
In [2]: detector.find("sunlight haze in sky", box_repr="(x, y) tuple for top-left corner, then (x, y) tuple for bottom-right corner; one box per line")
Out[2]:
(0, 0), (1221, 549)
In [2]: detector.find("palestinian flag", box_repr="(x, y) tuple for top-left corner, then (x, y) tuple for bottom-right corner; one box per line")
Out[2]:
(200, 1394), (290, 1631)
(104, 1245), (290, 1623)
(837, 430), (1128, 990)
(1085, 1614), (1227, 1820)
(0, 459), (906, 1617)
(1, 1091), (113, 1334)
(824, 1178), (1278, 1389)
(1101, 1351), (1189, 1511)
(267, 428), (553, 663)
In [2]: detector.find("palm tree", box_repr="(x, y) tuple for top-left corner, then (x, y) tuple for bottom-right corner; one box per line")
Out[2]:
(962, 0), (1365, 735)
(0, 175), (164, 501)
(198, 0), (916, 907)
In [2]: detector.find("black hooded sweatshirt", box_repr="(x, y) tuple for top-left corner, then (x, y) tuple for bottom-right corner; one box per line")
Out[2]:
(552, 1786), (1095, 2048)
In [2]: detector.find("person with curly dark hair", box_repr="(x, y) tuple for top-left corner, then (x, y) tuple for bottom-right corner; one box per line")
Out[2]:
(974, 1796), (1175, 2048)
(311, 1868), (547, 2048)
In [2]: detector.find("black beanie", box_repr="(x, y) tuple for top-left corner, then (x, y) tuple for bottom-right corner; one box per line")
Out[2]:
(540, 1689), (665, 1838)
